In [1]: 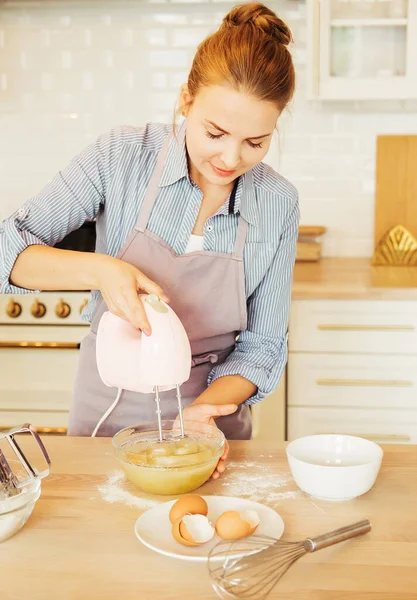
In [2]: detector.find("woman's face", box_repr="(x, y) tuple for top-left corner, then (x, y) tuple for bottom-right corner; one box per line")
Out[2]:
(182, 85), (280, 189)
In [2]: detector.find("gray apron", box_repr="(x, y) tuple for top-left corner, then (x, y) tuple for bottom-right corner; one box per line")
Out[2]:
(68, 132), (252, 439)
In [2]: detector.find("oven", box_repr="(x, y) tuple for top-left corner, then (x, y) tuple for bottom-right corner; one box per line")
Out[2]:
(0, 222), (95, 434)
(0, 292), (91, 434)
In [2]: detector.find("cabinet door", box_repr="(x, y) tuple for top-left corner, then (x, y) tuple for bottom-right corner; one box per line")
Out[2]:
(289, 299), (417, 354)
(308, 0), (417, 99)
(288, 353), (417, 410)
(288, 406), (417, 443)
(251, 375), (286, 442)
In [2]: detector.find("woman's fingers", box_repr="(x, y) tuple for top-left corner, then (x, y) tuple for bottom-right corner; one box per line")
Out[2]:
(137, 272), (170, 304)
(212, 457), (227, 479)
(123, 287), (152, 334)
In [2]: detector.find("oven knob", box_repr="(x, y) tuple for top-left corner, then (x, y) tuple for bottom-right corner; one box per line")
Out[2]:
(79, 299), (88, 314)
(31, 299), (47, 318)
(55, 299), (71, 319)
(6, 299), (22, 318)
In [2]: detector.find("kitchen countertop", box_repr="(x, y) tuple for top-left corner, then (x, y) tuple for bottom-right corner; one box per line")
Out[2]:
(1, 436), (417, 599)
(293, 257), (417, 300)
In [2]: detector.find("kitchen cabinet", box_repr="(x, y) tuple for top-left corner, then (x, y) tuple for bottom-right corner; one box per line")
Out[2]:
(307, 0), (417, 99)
(251, 375), (286, 442)
(287, 298), (417, 443)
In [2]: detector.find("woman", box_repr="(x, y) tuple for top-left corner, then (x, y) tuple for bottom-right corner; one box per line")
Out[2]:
(0, 3), (299, 478)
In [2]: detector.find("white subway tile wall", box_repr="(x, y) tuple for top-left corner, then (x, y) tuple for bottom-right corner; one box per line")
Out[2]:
(1, 0), (417, 256)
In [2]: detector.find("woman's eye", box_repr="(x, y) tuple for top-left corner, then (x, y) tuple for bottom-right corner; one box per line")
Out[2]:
(205, 130), (263, 148)
(205, 131), (224, 140)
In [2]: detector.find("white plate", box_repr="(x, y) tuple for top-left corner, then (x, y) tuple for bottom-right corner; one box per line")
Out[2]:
(134, 495), (285, 562)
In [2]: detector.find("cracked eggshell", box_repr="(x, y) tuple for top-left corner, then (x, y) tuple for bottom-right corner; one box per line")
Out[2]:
(215, 510), (261, 540)
(172, 514), (215, 546)
(169, 495), (209, 524)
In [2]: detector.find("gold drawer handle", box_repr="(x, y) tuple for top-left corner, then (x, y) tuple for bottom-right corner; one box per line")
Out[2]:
(0, 342), (80, 349)
(317, 324), (414, 332)
(316, 378), (412, 387)
(317, 433), (410, 442)
(0, 426), (67, 435)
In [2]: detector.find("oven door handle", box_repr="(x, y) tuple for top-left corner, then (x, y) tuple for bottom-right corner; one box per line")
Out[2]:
(0, 342), (80, 349)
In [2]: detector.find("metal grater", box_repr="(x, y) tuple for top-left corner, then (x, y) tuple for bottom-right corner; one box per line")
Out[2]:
(0, 424), (51, 498)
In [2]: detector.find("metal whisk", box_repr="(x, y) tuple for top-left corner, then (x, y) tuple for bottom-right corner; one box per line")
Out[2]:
(208, 519), (371, 600)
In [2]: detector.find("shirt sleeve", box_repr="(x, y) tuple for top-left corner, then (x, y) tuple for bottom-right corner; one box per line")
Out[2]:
(0, 128), (126, 294)
(207, 194), (300, 404)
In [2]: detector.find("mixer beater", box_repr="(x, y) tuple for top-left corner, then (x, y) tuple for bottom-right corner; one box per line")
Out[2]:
(0, 424), (51, 499)
(154, 383), (186, 442)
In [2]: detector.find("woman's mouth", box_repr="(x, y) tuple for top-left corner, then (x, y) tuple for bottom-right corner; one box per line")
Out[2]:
(209, 163), (236, 177)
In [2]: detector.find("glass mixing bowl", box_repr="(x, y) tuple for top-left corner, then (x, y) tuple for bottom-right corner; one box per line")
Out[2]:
(0, 478), (41, 543)
(112, 420), (225, 495)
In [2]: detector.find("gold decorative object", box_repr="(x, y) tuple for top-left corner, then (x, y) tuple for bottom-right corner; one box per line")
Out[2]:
(372, 224), (417, 266)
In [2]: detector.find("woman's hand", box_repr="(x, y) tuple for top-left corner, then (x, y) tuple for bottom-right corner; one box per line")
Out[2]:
(180, 403), (237, 479)
(94, 255), (169, 334)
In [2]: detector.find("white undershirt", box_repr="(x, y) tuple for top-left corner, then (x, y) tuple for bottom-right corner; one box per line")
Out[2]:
(184, 233), (204, 254)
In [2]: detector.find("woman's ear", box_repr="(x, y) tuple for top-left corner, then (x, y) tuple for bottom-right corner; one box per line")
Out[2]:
(178, 83), (192, 117)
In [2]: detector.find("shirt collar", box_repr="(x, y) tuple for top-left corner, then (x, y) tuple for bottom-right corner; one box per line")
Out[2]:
(158, 119), (258, 226)
(236, 169), (258, 226)
(159, 120), (189, 188)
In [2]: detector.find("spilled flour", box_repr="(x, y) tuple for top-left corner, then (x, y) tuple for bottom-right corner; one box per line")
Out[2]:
(215, 460), (301, 507)
(97, 460), (301, 510)
(98, 471), (160, 510)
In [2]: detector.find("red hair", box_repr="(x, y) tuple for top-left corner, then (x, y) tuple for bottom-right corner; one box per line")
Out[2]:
(187, 3), (295, 112)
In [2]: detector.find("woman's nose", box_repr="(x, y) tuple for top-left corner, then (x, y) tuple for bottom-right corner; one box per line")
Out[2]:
(220, 143), (241, 170)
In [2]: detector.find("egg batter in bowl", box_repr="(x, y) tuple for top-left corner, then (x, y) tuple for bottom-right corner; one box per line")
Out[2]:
(112, 421), (224, 495)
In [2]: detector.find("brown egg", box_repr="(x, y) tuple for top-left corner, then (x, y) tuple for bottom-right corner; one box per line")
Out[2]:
(172, 518), (200, 547)
(169, 495), (208, 524)
(172, 514), (215, 546)
(215, 510), (260, 540)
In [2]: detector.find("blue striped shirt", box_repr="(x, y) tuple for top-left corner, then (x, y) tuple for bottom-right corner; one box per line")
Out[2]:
(0, 120), (299, 405)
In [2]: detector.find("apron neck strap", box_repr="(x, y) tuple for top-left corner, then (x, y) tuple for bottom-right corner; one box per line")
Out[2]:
(136, 133), (171, 232)
(136, 130), (248, 259)
(233, 217), (248, 258)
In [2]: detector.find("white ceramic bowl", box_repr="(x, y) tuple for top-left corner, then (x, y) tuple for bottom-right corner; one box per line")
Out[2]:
(286, 434), (383, 501)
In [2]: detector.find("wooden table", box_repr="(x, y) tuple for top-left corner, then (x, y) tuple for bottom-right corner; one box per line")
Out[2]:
(2, 437), (417, 600)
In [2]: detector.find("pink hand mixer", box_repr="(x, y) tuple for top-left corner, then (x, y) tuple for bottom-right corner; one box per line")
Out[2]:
(94, 294), (192, 439)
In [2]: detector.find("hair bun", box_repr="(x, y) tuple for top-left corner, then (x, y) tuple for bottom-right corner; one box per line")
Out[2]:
(222, 3), (293, 46)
